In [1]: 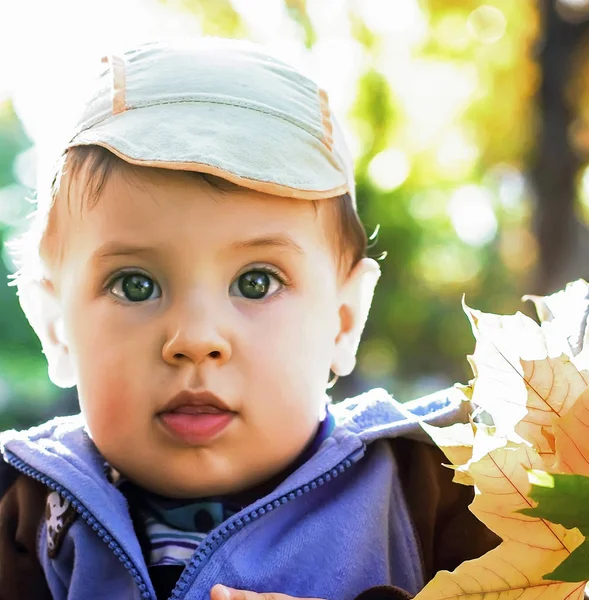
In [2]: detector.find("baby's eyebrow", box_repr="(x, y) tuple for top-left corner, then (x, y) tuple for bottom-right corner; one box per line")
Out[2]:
(228, 234), (305, 255)
(89, 235), (305, 264)
(90, 243), (159, 264)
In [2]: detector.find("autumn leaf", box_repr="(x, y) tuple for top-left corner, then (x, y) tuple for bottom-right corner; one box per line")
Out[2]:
(420, 421), (475, 466)
(523, 279), (589, 367)
(414, 283), (589, 600)
(553, 387), (589, 476)
(415, 543), (586, 600)
(464, 304), (548, 438)
(464, 300), (589, 468)
(414, 439), (585, 600)
(421, 421), (505, 486)
(515, 356), (589, 463)
(468, 443), (579, 549)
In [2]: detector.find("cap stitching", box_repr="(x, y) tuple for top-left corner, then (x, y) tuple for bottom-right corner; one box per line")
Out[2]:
(74, 95), (325, 144)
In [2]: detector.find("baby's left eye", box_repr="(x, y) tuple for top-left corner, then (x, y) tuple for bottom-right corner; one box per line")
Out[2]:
(109, 272), (162, 303)
(230, 269), (284, 300)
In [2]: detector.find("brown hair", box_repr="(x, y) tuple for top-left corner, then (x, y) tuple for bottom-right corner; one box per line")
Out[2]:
(10, 145), (368, 286)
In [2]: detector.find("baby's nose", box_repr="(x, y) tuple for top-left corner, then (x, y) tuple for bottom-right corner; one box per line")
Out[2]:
(161, 300), (232, 366)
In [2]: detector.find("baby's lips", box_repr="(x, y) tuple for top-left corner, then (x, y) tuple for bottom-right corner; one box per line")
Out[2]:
(170, 404), (228, 415)
(162, 389), (232, 413)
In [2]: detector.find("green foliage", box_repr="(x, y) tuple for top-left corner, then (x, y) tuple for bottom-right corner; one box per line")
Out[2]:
(163, 0), (246, 37)
(521, 472), (589, 582)
(0, 101), (59, 425)
(0, 101), (29, 187)
(284, 0), (316, 48)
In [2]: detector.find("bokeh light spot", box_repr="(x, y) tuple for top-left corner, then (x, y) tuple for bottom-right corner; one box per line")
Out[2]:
(368, 148), (411, 191)
(358, 338), (398, 379)
(448, 185), (498, 247)
(417, 244), (482, 287)
(499, 228), (538, 273)
(467, 5), (507, 45)
(434, 129), (479, 181)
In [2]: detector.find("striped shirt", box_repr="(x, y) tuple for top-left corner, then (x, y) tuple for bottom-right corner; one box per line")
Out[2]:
(138, 499), (238, 567)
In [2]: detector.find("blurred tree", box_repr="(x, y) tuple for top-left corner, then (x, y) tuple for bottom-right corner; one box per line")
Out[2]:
(529, 0), (589, 294)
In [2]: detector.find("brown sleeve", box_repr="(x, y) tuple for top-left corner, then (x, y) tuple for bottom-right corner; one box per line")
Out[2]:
(390, 437), (501, 583)
(354, 585), (415, 600)
(0, 474), (51, 600)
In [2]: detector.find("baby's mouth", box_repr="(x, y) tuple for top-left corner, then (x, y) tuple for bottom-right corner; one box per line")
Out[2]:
(169, 404), (227, 415)
(162, 389), (232, 413)
(158, 390), (235, 444)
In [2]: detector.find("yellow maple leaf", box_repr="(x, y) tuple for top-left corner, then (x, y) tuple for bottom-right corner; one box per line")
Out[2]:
(516, 357), (589, 464)
(415, 543), (586, 600)
(414, 440), (585, 600)
(523, 280), (589, 368)
(420, 421), (475, 466)
(469, 443), (580, 551)
(464, 305), (548, 438)
(553, 387), (589, 475)
(465, 303), (589, 469)
(422, 421), (504, 486)
(415, 290), (589, 600)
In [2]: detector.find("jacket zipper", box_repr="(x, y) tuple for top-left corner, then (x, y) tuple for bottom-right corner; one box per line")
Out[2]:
(168, 447), (364, 599)
(3, 445), (365, 600)
(4, 451), (154, 599)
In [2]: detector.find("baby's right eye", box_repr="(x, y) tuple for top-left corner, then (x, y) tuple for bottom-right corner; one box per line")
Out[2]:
(109, 272), (162, 303)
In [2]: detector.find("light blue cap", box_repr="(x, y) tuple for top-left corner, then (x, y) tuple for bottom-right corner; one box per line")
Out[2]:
(67, 39), (355, 205)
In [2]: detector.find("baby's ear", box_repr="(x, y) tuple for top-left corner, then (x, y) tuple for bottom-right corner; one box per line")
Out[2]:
(331, 258), (381, 377)
(17, 279), (76, 389)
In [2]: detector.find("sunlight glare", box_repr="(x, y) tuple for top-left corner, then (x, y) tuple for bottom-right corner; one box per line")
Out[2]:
(230, 0), (307, 69)
(467, 5), (507, 45)
(435, 129), (479, 180)
(391, 60), (478, 149)
(368, 148), (411, 192)
(7, 0), (200, 170)
(351, 0), (426, 40)
(448, 185), (497, 247)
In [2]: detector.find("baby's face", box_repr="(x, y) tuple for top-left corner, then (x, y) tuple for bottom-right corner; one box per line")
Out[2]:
(54, 167), (345, 498)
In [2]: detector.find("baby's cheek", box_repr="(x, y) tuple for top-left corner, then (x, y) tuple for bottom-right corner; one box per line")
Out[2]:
(80, 369), (139, 443)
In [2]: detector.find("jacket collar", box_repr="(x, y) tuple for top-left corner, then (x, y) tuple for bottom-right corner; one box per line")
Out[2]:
(332, 386), (471, 443)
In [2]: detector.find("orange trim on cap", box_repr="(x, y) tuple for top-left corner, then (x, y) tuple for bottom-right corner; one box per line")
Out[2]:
(78, 141), (350, 200)
(109, 55), (127, 115)
(318, 89), (334, 152)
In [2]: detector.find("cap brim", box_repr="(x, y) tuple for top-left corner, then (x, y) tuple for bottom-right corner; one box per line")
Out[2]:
(69, 103), (349, 200)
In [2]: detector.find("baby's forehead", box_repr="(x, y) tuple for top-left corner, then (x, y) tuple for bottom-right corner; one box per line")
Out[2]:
(62, 160), (336, 254)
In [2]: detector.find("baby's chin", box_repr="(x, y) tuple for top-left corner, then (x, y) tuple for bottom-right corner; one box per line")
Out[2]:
(106, 455), (272, 500)
(90, 422), (307, 499)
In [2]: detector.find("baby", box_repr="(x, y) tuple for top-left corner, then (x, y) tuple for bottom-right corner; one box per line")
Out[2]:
(0, 39), (498, 600)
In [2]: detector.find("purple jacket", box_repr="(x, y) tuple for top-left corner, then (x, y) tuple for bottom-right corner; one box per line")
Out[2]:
(0, 387), (467, 600)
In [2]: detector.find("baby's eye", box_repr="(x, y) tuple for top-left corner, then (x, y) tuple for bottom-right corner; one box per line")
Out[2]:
(230, 268), (284, 300)
(109, 272), (162, 303)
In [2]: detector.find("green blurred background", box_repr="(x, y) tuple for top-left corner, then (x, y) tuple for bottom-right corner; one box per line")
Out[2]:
(0, 0), (587, 429)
